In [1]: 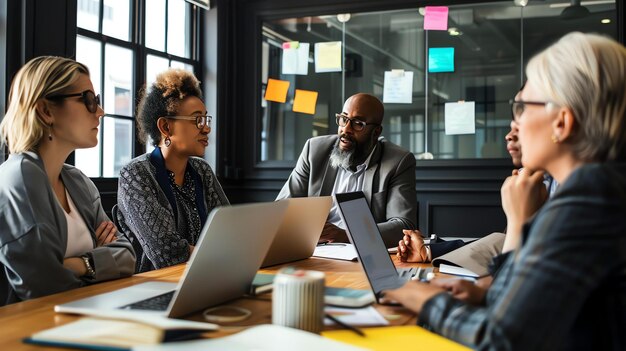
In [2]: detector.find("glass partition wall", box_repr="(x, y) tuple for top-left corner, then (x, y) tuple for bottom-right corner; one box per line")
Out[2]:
(260, 1), (617, 162)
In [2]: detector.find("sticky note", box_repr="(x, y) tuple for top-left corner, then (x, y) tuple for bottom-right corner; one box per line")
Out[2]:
(293, 89), (318, 115)
(282, 41), (299, 49)
(282, 42), (310, 75)
(428, 47), (455, 73)
(315, 41), (342, 73)
(264, 78), (290, 103)
(445, 101), (475, 135)
(424, 6), (449, 31)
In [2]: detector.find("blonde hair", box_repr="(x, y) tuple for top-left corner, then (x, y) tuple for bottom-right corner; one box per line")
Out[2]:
(526, 32), (626, 162)
(0, 56), (89, 154)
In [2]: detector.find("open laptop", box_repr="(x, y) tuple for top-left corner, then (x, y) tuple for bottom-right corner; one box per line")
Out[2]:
(261, 196), (332, 267)
(55, 201), (288, 319)
(334, 191), (431, 303)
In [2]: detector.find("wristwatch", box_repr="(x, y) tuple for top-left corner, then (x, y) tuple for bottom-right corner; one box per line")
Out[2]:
(80, 254), (96, 279)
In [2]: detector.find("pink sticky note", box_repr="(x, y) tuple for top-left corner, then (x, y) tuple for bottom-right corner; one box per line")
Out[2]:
(424, 6), (449, 31)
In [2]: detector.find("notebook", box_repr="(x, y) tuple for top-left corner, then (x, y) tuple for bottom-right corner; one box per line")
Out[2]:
(55, 201), (288, 319)
(134, 324), (367, 351)
(261, 196), (332, 267)
(334, 191), (424, 303)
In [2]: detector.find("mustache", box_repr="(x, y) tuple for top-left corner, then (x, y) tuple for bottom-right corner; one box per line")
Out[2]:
(339, 133), (356, 143)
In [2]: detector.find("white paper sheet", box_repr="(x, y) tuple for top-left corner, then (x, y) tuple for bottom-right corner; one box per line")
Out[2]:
(324, 306), (390, 327)
(444, 101), (475, 135)
(313, 243), (358, 261)
(282, 43), (310, 75)
(383, 70), (414, 104)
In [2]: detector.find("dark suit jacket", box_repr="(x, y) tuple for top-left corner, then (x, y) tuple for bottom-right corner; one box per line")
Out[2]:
(276, 135), (417, 247)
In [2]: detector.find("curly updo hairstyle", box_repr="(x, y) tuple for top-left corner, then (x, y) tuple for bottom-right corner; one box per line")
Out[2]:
(136, 68), (203, 146)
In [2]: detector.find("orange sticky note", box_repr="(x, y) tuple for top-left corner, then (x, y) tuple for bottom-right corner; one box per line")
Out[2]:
(265, 78), (290, 103)
(293, 89), (318, 115)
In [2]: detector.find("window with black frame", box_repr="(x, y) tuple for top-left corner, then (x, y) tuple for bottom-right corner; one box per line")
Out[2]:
(75, 0), (199, 177)
(260, 0), (618, 162)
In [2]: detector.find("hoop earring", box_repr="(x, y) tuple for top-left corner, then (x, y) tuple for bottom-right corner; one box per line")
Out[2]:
(164, 136), (171, 147)
(48, 123), (53, 141)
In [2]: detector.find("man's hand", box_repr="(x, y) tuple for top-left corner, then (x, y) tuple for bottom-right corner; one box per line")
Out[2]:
(397, 230), (429, 262)
(319, 222), (349, 243)
(95, 221), (117, 246)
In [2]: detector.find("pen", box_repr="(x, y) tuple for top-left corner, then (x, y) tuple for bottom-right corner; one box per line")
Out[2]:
(325, 313), (365, 337)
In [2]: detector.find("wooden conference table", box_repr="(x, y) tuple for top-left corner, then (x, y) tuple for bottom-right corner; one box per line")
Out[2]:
(0, 256), (429, 350)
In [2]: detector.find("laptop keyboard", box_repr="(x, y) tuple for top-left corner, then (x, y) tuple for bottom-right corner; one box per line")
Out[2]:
(120, 291), (175, 311)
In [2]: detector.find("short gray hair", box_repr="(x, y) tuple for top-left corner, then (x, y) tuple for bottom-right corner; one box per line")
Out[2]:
(526, 32), (626, 162)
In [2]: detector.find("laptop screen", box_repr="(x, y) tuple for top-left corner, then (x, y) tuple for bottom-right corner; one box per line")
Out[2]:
(335, 192), (405, 298)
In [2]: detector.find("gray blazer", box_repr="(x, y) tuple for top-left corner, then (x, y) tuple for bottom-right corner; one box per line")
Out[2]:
(277, 135), (417, 247)
(0, 152), (135, 306)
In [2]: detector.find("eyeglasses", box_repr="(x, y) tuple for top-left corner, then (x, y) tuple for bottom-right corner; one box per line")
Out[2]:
(509, 99), (554, 121)
(46, 90), (101, 113)
(165, 115), (212, 130)
(335, 113), (380, 132)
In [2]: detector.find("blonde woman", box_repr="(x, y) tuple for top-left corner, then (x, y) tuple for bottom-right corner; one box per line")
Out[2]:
(0, 56), (135, 306)
(385, 33), (626, 350)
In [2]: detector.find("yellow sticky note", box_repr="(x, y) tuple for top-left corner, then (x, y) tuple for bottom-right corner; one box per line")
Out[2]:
(265, 78), (290, 103)
(293, 89), (318, 115)
(315, 41), (342, 72)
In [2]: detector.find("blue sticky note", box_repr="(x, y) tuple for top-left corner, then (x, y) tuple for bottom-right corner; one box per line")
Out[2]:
(428, 47), (455, 73)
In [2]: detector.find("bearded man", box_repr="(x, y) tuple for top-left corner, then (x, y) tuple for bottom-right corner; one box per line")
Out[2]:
(276, 93), (417, 247)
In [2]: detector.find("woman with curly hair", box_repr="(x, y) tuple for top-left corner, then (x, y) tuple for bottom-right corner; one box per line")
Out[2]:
(116, 69), (229, 272)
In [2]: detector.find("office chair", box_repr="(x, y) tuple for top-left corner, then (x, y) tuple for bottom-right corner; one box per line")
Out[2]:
(111, 204), (144, 273)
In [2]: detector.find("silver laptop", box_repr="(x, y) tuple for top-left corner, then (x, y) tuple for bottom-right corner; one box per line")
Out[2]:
(334, 192), (431, 303)
(261, 196), (332, 267)
(55, 201), (288, 319)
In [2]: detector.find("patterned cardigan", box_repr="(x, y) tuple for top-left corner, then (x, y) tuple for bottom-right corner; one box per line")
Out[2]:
(117, 153), (229, 272)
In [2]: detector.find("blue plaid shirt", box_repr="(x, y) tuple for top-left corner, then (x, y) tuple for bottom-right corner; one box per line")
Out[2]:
(421, 163), (626, 350)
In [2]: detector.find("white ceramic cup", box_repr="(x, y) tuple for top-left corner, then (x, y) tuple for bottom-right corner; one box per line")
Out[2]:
(272, 268), (325, 334)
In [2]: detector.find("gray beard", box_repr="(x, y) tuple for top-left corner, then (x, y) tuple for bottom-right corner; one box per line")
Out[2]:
(329, 145), (355, 169)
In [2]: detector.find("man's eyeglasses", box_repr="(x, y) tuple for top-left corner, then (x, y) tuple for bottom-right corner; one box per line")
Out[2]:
(46, 90), (101, 113)
(509, 99), (554, 121)
(335, 113), (380, 132)
(165, 115), (212, 130)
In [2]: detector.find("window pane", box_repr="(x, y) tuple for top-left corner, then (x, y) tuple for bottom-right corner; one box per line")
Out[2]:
(146, 0), (166, 51)
(167, 0), (191, 58)
(102, 0), (131, 41)
(102, 117), (133, 177)
(77, 0), (100, 32)
(104, 44), (133, 117)
(260, 2), (617, 161)
(146, 54), (170, 87)
(171, 60), (194, 72)
(75, 36), (103, 177)
(76, 36), (102, 98)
